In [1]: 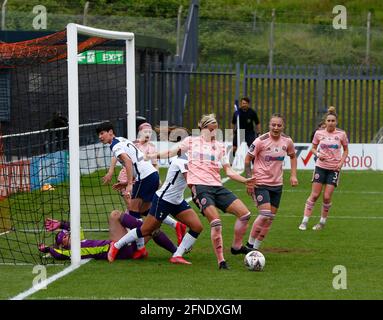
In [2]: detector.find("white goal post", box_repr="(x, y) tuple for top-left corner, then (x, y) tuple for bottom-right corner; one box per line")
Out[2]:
(67, 23), (136, 265)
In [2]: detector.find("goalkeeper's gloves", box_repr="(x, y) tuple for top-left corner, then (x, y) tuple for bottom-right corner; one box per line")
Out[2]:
(45, 218), (61, 231)
(38, 243), (50, 253)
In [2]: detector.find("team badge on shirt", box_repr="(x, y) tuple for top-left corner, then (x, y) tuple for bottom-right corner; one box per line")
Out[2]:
(257, 195), (263, 202)
(201, 198), (207, 205)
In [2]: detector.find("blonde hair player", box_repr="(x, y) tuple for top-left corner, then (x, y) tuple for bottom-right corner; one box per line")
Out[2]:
(147, 114), (256, 270)
(298, 106), (349, 231)
(244, 113), (298, 251)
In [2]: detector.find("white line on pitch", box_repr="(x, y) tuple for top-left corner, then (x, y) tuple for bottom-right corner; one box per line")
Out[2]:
(279, 214), (383, 220)
(0, 263), (61, 266)
(10, 259), (91, 300)
(285, 189), (383, 195)
(219, 213), (383, 220)
(230, 189), (383, 195)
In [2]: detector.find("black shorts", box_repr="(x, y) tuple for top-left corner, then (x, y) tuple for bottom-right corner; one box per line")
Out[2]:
(191, 185), (238, 214)
(312, 166), (340, 187)
(253, 185), (283, 208)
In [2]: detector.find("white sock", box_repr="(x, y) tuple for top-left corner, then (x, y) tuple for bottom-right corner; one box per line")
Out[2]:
(135, 237), (145, 250)
(302, 216), (309, 224)
(248, 236), (255, 246)
(253, 239), (262, 250)
(320, 217), (327, 225)
(173, 233), (197, 257)
(115, 228), (139, 249)
(163, 215), (177, 229)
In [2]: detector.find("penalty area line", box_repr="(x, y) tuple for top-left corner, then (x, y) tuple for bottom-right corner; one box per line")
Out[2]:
(10, 259), (92, 300)
(219, 213), (383, 220)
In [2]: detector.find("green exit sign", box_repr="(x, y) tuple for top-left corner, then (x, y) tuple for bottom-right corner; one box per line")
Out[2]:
(78, 50), (124, 64)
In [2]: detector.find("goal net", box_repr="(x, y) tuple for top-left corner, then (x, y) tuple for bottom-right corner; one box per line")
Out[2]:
(0, 24), (136, 265)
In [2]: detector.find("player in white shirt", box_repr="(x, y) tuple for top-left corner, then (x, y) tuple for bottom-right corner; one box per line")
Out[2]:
(97, 122), (158, 203)
(108, 153), (203, 265)
(97, 122), (165, 258)
(99, 123), (186, 245)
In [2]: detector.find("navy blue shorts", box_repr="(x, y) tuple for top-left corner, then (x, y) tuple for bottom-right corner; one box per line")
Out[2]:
(312, 166), (340, 187)
(149, 194), (191, 221)
(253, 185), (283, 209)
(132, 171), (160, 202)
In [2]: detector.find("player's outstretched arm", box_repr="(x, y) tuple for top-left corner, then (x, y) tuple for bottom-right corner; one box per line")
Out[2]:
(223, 164), (256, 186)
(244, 154), (256, 196)
(44, 218), (69, 231)
(38, 243), (69, 260)
(244, 154), (253, 179)
(38, 243), (50, 253)
(103, 157), (117, 184)
(112, 154), (133, 186)
(146, 146), (180, 161)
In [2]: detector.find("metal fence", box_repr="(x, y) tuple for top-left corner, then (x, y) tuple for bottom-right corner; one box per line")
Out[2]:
(139, 63), (383, 143)
(137, 63), (237, 131)
(244, 64), (383, 143)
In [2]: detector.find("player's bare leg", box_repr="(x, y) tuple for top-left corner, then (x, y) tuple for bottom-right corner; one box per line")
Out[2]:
(108, 210), (128, 241)
(108, 210), (152, 256)
(129, 198), (144, 219)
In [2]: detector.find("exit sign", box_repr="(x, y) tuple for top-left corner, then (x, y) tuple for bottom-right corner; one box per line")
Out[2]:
(78, 50), (124, 64)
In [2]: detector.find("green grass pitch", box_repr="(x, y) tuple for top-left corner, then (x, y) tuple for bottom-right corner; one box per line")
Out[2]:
(1, 169), (383, 300)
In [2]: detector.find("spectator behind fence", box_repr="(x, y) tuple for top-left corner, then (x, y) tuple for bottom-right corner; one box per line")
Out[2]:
(44, 112), (68, 152)
(231, 97), (261, 157)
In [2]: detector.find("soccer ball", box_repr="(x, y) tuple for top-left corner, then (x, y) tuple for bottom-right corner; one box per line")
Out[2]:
(244, 250), (266, 271)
